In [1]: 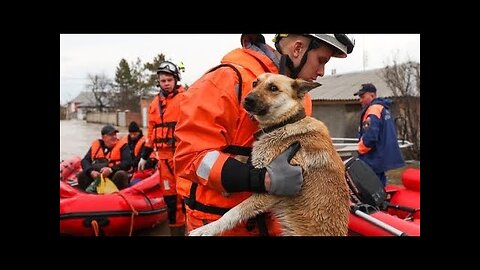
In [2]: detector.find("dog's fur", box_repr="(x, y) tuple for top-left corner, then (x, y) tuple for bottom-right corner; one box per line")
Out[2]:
(189, 73), (350, 236)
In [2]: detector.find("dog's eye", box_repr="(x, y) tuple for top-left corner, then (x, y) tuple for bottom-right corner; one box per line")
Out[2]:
(269, 84), (278, 92)
(252, 80), (258, 88)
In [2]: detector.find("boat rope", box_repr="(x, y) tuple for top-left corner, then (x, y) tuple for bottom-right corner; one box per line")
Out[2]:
(115, 192), (139, 236)
(91, 220), (100, 237)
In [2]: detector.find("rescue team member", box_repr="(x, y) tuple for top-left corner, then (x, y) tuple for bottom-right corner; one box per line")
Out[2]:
(129, 121), (159, 186)
(174, 34), (355, 236)
(125, 121), (144, 166)
(77, 125), (132, 191)
(355, 83), (405, 186)
(138, 61), (187, 236)
(115, 121), (157, 186)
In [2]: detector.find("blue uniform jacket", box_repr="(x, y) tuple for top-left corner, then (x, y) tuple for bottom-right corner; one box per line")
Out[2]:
(358, 98), (405, 173)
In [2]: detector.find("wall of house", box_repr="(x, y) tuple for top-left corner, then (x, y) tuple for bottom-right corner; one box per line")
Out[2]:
(312, 103), (361, 138)
(60, 105), (67, 120)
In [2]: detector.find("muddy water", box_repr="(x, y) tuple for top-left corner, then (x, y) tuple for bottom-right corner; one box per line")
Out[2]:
(60, 120), (134, 161)
(60, 120), (170, 236)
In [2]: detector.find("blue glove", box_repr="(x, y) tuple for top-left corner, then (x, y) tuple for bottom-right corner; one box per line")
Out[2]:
(266, 142), (303, 196)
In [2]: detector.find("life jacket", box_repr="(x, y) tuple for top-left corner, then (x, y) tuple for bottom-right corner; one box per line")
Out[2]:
(174, 47), (313, 214)
(134, 136), (156, 160)
(134, 136), (145, 158)
(89, 138), (127, 167)
(145, 85), (186, 159)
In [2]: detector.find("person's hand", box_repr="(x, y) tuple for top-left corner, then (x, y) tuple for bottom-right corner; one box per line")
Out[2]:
(265, 141), (303, 196)
(100, 167), (113, 177)
(90, 170), (100, 179)
(138, 158), (147, 171)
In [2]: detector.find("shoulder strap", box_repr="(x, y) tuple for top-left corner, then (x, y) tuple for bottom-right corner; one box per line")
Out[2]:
(206, 63), (243, 104)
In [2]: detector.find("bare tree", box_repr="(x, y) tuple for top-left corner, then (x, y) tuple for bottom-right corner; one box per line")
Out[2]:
(383, 60), (420, 160)
(86, 73), (114, 112)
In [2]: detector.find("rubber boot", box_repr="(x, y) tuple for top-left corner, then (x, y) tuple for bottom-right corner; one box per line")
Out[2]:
(169, 225), (186, 236)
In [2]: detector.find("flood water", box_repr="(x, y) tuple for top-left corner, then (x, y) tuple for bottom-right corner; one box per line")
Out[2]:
(60, 120), (143, 161)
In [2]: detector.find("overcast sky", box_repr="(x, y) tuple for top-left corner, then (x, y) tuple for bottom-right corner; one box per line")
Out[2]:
(60, 34), (420, 104)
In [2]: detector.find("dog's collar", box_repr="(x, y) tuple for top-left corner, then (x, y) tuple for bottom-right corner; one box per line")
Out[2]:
(254, 109), (306, 140)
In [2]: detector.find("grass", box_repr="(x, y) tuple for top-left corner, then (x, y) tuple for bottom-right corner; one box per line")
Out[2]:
(386, 162), (420, 186)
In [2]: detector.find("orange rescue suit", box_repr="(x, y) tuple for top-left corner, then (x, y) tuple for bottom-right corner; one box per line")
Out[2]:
(174, 47), (312, 236)
(145, 86), (186, 228)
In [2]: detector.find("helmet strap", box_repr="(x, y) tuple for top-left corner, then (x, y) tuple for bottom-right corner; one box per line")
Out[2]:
(277, 37), (317, 79)
(160, 85), (179, 98)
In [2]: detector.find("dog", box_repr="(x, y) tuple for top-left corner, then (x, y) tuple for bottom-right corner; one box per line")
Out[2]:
(189, 73), (350, 236)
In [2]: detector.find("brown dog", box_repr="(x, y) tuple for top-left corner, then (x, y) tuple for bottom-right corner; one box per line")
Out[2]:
(189, 73), (349, 236)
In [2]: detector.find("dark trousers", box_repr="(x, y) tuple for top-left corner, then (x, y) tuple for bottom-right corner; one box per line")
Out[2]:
(77, 170), (129, 190)
(376, 171), (387, 186)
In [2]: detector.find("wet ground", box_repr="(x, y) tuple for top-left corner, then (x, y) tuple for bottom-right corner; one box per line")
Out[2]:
(386, 162), (420, 186)
(134, 221), (171, 236)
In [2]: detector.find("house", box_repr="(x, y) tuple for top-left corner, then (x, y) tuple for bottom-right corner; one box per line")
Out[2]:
(310, 67), (419, 138)
(66, 92), (112, 120)
(60, 104), (67, 120)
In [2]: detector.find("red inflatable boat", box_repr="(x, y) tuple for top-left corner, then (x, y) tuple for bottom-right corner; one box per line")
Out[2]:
(60, 156), (420, 236)
(347, 165), (420, 236)
(60, 156), (168, 236)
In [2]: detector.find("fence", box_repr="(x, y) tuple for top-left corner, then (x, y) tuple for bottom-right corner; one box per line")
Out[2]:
(86, 111), (143, 127)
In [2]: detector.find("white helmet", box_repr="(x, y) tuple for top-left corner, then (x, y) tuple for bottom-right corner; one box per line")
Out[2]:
(274, 34), (355, 58)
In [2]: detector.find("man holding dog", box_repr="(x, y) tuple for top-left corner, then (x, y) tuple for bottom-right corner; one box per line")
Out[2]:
(174, 34), (355, 236)
(355, 83), (405, 186)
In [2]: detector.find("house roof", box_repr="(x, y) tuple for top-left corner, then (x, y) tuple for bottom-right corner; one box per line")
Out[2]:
(310, 67), (394, 101)
(69, 91), (110, 107)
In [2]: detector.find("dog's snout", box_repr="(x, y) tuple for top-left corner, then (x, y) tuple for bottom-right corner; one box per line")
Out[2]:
(243, 94), (256, 111)
(244, 95), (255, 106)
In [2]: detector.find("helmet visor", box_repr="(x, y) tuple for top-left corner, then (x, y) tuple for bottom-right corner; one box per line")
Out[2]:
(157, 61), (179, 74)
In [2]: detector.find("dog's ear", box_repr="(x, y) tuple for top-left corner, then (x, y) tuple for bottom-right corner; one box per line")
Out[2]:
(293, 80), (321, 98)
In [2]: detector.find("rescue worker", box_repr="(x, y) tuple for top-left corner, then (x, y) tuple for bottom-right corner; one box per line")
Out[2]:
(137, 61), (187, 236)
(126, 121), (143, 164)
(77, 125), (132, 191)
(174, 34), (355, 236)
(129, 121), (159, 186)
(355, 83), (405, 186)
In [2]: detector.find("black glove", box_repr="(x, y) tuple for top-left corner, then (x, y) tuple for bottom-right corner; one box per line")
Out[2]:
(140, 146), (154, 160)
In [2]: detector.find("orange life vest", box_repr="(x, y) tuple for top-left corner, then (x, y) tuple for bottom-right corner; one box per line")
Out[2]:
(89, 138), (127, 167)
(144, 86), (186, 160)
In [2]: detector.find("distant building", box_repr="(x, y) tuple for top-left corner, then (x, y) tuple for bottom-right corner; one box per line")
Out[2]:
(311, 66), (419, 138)
(60, 104), (67, 120)
(66, 92), (112, 120)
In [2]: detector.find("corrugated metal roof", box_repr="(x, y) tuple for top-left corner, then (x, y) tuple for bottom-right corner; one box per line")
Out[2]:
(310, 67), (394, 101)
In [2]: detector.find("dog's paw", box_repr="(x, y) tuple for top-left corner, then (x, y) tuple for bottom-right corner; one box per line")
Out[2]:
(189, 224), (220, 236)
